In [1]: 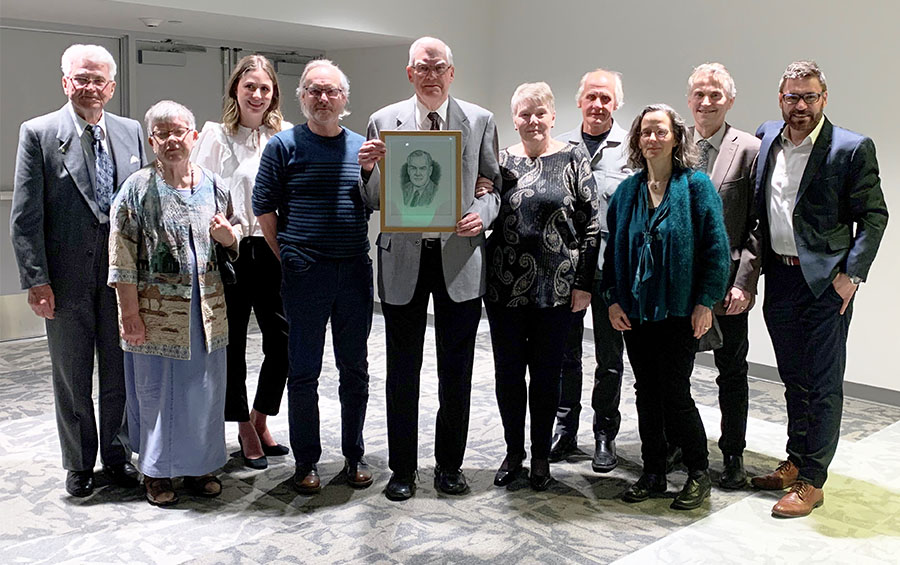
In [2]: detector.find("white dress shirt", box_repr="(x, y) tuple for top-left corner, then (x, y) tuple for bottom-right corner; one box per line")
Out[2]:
(766, 117), (825, 256)
(69, 102), (110, 155)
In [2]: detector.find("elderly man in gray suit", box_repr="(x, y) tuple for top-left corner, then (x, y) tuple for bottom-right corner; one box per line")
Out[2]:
(10, 44), (146, 497)
(358, 36), (501, 501)
(549, 69), (631, 473)
(686, 62), (762, 489)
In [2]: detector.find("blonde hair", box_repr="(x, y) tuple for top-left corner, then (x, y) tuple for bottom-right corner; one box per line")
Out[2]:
(510, 82), (555, 116)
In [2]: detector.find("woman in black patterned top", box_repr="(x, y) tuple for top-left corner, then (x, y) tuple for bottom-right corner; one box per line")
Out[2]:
(485, 82), (600, 490)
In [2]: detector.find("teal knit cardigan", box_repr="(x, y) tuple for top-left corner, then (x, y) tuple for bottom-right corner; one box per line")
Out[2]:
(600, 168), (730, 319)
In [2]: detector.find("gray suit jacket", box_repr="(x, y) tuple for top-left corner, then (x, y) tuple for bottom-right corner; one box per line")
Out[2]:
(362, 95), (501, 305)
(691, 123), (762, 313)
(557, 121), (631, 274)
(10, 103), (146, 294)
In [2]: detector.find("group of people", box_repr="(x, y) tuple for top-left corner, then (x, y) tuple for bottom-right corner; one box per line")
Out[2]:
(11, 37), (887, 519)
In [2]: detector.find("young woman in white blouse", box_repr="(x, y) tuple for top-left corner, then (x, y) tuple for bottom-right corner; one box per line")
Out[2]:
(192, 55), (292, 469)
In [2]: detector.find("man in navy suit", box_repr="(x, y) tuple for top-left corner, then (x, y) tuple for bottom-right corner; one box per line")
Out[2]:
(10, 44), (146, 497)
(750, 61), (888, 517)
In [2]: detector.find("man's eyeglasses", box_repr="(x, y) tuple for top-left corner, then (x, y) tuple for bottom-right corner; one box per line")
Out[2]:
(781, 92), (823, 105)
(151, 128), (192, 143)
(412, 63), (451, 77)
(69, 75), (112, 90)
(304, 86), (344, 99)
(640, 128), (671, 139)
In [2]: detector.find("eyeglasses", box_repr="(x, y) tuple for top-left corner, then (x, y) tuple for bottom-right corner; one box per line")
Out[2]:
(781, 92), (823, 105)
(151, 128), (192, 143)
(69, 75), (111, 90)
(640, 128), (671, 139)
(304, 86), (344, 99)
(412, 63), (451, 77)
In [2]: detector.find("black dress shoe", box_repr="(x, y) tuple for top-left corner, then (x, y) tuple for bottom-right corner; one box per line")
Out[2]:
(434, 465), (469, 495)
(591, 437), (617, 473)
(103, 462), (140, 488)
(665, 445), (684, 473)
(719, 455), (747, 490)
(262, 443), (290, 457)
(529, 458), (553, 491)
(622, 473), (667, 503)
(493, 455), (525, 487)
(66, 470), (94, 497)
(548, 433), (577, 463)
(671, 469), (712, 510)
(385, 472), (417, 501)
(237, 436), (268, 470)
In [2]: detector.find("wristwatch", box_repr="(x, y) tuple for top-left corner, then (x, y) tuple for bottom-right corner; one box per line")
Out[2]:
(848, 275), (863, 285)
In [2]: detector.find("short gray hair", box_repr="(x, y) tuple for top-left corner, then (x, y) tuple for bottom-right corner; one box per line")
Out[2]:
(687, 62), (736, 99)
(296, 59), (351, 119)
(575, 69), (624, 109)
(61, 44), (117, 79)
(407, 37), (454, 67)
(779, 60), (827, 92)
(144, 100), (196, 133)
(510, 82), (555, 116)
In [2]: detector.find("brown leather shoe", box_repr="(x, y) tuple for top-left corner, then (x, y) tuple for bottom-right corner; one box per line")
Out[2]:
(772, 481), (823, 517)
(145, 477), (178, 507)
(344, 458), (374, 489)
(291, 465), (321, 494)
(751, 460), (798, 490)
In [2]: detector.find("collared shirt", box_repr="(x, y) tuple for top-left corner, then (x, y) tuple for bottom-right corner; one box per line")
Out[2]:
(414, 97), (449, 238)
(766, 116), (825, 256)
(415, 97), (449, 131)
(68, 102), (110, 155)
(692, 124), (727, 174)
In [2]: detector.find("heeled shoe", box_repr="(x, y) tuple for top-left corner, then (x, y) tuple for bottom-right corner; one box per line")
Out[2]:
(493, 455), (525, 487)
(262, 443), (290, 457)
(529, 458), (553, 491)
(237, 436), (268, 470)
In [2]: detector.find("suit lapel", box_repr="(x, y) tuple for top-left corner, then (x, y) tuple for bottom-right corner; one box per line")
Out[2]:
(395, 96), (418, 131)
(56, 106), (102, 221)
(796, 118), (832, 202)
(105, 114), (130, 188)
(711, 124), (738, 190)
(446, 96), (470, 153)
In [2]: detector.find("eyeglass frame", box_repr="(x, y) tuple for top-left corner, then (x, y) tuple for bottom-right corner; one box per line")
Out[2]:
(410, 62), (452, 77)
(67, 74), (113, 90)
(303, 86), (345, 99)
(781, 92), (824, 105)
(639, 128), (671, 139)
(150, 127), (194, 143)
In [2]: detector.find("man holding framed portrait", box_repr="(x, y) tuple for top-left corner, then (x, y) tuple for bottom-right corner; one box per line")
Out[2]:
(358, 36), (501, 501)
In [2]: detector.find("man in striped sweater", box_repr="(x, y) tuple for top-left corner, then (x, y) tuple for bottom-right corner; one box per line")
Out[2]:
(253, 59), (374, 494)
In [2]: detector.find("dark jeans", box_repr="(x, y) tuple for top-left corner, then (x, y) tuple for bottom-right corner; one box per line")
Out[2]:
(486, 303), (573, 460)
(381, 243), (482, 474)
(224, 237), (289, 421)
(713, 311), (750, 457)
(624, 317), (709, 475)
(281, 252), (373, 467)
(763, 261), (851, 488)
(556, 289), (624, 440)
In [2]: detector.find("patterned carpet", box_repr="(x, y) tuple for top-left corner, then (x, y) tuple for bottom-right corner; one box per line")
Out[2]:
(1, 313), (898, 564)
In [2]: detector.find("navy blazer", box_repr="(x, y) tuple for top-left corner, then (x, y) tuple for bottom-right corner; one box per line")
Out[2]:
(755, 118), (888, 298)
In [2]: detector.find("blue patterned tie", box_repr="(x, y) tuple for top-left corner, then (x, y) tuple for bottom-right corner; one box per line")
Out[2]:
(88, 124), (115, 214)
(697, 139), (712, 174)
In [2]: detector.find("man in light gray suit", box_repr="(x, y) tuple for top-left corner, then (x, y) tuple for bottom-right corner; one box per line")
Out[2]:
(550, 69), (631, 473)
(10, 44), (146, 497)
(687, 62), (761, 489)
(358, 36), (501, 501)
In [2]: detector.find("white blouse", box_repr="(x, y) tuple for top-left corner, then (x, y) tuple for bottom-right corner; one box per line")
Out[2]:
(191, 120), (292, 237)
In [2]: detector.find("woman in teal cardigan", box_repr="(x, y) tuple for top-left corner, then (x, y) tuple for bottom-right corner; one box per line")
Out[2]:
(600, 104), (729, 510)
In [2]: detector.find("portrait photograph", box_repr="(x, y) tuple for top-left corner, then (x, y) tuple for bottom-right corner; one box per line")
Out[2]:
(380, 130), (462, 232)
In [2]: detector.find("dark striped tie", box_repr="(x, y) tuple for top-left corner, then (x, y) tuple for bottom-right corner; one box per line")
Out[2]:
(428, 111), (441, 131)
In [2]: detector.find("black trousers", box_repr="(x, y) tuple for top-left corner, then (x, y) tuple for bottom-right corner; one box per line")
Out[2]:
(624, 317), (709, 475)
(223, 237), (289, 421)
(486, 303), (573, 460)
(556, 287), (625, 440)
(763, 261), (851, 488)
(381, 243), (482, 474)
(713, 311), (750, 457)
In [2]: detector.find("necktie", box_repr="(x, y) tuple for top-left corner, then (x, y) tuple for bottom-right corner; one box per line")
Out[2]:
(427, 111), (441, 131)
(87, 124), (115, 214)
(697, 139), (712, 174)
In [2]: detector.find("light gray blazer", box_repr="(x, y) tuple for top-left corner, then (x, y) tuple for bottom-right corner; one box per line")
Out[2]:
(361, 95), (501, 305)
(690, 123), (762, 312)
(10, 103), (146, 293)
(556, 120), (631, 272)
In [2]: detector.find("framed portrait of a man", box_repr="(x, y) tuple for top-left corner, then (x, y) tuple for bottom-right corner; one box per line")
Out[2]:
(379, 130), (462, 232)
